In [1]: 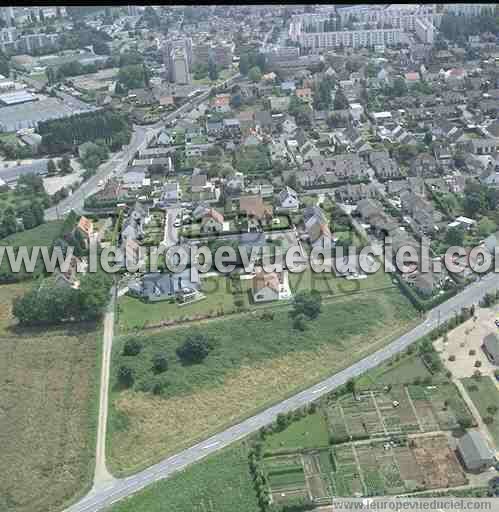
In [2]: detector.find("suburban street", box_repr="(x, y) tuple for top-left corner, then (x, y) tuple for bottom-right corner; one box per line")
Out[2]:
(44, 73), (241, 222)
(64, 271), (499, 512)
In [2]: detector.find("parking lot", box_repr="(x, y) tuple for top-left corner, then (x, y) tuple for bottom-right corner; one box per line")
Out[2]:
(434, 305), (499, 379)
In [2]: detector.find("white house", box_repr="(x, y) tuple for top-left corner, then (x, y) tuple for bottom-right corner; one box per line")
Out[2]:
(278, 186), (300, 209)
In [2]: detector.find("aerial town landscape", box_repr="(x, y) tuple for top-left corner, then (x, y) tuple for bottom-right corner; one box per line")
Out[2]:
(2, 4), (499, 512)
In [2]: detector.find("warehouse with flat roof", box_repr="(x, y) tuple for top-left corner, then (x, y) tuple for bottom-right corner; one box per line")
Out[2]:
(0, 90), (38, 107)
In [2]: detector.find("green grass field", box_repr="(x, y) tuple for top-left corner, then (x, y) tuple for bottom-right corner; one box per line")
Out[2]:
(108, 444), (259, 512)
(108, 280), (416, 474)
(357, 354), (433, 388)
(0, 284), (101, 512)
(0, 220), (65, 278)
(462, 376), (499, 446)
(264, 412), (330, 452)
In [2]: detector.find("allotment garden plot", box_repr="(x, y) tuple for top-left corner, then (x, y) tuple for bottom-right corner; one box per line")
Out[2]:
(327, 383), (474, 443)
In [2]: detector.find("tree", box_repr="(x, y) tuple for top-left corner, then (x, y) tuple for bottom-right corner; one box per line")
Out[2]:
(292, 313), (307, 331)
(152, 353), (169, 374)
(239, 54), (249, 76)
(123, 338), (142, 356)
(208, 57), (218, 81)
(424, 130), (433, 146)
(248, 66), (262, 83)
(118, 365), (135, 388)
(333, 86), (349, 110)
(47, 159), (57, 175)
(478, 216), (497, 237)
(58, 155), (73, 175)
(293, 290), (322, 320)
(445, 225), (465, 247)
(346, 378), (356, 397)
(176, 333), (214, 364)
(390, 77), (408, 97)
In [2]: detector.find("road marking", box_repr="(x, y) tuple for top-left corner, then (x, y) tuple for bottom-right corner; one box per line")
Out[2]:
(202, 441), (220, 449)
(312, 386), (327, 394)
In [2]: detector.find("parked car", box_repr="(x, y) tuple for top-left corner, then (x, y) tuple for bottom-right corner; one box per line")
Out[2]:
(495, 319), (499, 328)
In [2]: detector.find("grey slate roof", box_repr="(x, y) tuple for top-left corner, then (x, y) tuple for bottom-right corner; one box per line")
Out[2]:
(457, 431), (495, 469)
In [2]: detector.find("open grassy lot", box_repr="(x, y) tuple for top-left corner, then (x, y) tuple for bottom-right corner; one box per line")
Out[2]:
(0, 284), (101, 512)
(357, 354), (433, 388)
(108, 444), (259, 512)
(108, 285), (416, 474)
(264, 412), (330, 452)
(461, 376), (499, 446)
(0, 220), (65, 278)
(0, 220), (64, 248)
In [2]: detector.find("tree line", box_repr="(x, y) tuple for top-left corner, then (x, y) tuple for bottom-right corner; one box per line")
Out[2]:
(13, 270), (113, 326)
(38, 110), (130, 155)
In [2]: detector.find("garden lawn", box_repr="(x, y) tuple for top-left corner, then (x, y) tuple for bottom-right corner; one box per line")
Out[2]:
(107, 444), (258, 512)
(264, 412), (330, 452)
(108, 286), (416, 474)
(118, 276), (253, 331)
(461, 376), (499, 446)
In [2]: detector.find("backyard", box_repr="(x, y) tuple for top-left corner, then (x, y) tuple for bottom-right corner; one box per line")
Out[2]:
(108, 285), (416, 475)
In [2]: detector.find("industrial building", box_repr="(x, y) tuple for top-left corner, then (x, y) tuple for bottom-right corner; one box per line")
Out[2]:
(0, 90), (38, 107)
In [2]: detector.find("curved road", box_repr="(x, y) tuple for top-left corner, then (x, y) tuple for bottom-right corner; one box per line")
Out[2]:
(65, 272), (499, 512)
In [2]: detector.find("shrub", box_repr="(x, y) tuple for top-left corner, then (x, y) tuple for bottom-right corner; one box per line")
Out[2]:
(117, 365), (134, 388)
(292, 313), (307, 331)
(123, 338), (142, 356)
(484, 416), (494, 425)
(152, 352), (168, 373)
(448, 355), (456, 362)
(474, 360), (482, 368)
(469, 349), (476, 356)
(176, 333), (214, 364)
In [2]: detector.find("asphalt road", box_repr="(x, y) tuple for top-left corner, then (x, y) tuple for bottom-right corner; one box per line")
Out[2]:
(64, 271), (499, 512)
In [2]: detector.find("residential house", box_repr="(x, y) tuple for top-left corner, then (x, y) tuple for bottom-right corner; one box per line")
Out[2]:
(252, 268), (292, 303)
(280, 81), (296, 95)
(76, 216), (94, 248)
(239, 195), (273, 230)
(162, 182), (181, 204)
(200, 209), (224, 233)
(212, 93), (231, 113)
(206, 119), (224, 137)
(278, 186), (299, 210)
(223, 118), (241, 136)
(400, 190), (440, 234)
(121, 203), (147, 244)
(127, 270), (201, 303)
(54, 255), (87, 290)
(254, 110), (273, 132)
(237, 111), (255, 133)
(335, 182), (380, 203)
(122, 170), (147, 191)
(295, 87), (312, 103)
(369, 152), (401, 179)
(410, 153), (439, 177)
